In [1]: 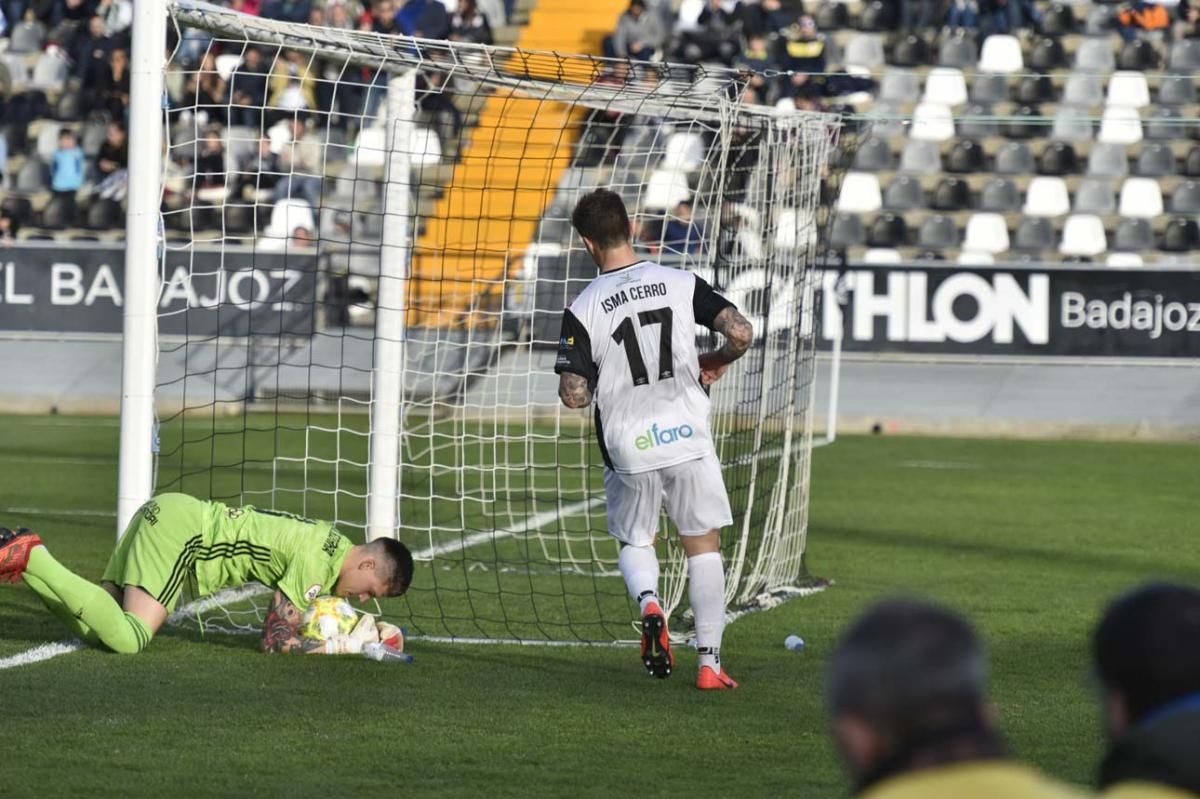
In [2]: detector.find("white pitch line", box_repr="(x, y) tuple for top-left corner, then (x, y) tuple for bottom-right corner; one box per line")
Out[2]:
(415, 497), (604, 560)
(2, 507), (116, 518)
(0, 639), (86, 670)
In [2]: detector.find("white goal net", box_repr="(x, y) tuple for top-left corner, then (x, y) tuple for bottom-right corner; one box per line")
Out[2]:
(147, 0), (842, 643)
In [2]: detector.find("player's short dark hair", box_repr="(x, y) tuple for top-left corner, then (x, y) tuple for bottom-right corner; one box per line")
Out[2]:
(1093, 582), (1200, 723)
(828, 599), (990, 744)
(571, 189), (631, 250)
(369, 537), (414, 597)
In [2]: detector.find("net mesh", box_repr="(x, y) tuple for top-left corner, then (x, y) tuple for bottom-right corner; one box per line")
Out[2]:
(154, 0), (843, 643)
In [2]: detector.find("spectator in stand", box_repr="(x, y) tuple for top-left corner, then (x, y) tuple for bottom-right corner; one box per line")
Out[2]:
(271, 116), (324, 209)
(674, 0), (740, 65)
(74, 15), (112, 91)
(979, 0), (1040, 36)
(51, 129), (85, 224)
(97, 46), (131, 119)
(9, 9), (46, 51)
(0, 209), (18, 244)
(290, 225), (315, 248)
(781, 16), (826, 100)
(327, 0), (354, 29)
(194, 50), (230, 127)
(95, 119), (129, 201)
(405, 0), (450, 39)
(52, 0), (92, 30)
(610, 0), (667, 60)
(737, 32), (779, 104)
(230, 46), (270, 128)
(450, 0), (493, 45)
(230, 0), (263, 15)
(234, 136), (282, 200)
(261, 0), (312, 24)
(1092, 583), (1200, 798)
(738, 0), (788, 39)
(1117, 1), (1172, 41)
(269, 49), (318, 116)
(946, 0), (980, 31)
(828, 599), (1089, 799)
(418, 70), (463, 145)
(663, 200), (705, 256)
(901, 0), (942, 30)
(194, 128), (228, 204)
(0, 7), (7, 36)
(368, 0), (401, 35)
(308, 5), (325, 27)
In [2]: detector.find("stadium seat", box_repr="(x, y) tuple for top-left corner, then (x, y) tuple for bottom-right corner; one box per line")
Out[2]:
(838, 173), (883, 214)
(1168, 39), (1200, 73)
(938, 31), (978, 69)
(15, 159), (48, 192)
(1029, 37), (1066, 72)
(1135, 143), (1176, 177)
(35, 121), (63, 163)
(223, 203), (255, 235)
(1158, 76), (1196, 106)
(1143, 107), (1179, 142)
(408, 126), (442, 166)
(962, 213), (1010, 254)
(1005, 104), (1046, 140)
(2, 53), (32, 87)
(1112, 218), (1154, 251)
(923, 68), (968, 106)
(267, 198), (317, 238)
(816, 3), (850, 30)
(1098, 107), (1143, 145)
(1059, 215), (1108, 256)
(1023, 176), (1071, 216)
(1106, 71), (1151, 109)
(30, 52), (69, 91)
(958, 104), (999, 139)
(883, 175), (924, 210)
(1170, 180), (1200, 214)
(9, 21), (46, 54)
(1083, 5), (1116, 35)
(1039, 141), (1079, 176)
(899, 139), (942, 173)
(661, 132), (705, 171)
(971, 73), (1009, 104)
(1013, 217), (1056, 252)
(1186, 146), (1200, 177)
(1118, 178), (1164, 218)
(1074, 178), (1117, 214)
(926, 177), (967, 211)
(214, 53), (243, 81)
(1075, 38), (1116, 74)
(774, 208), (816, 251)
(868, 213), (908, 248)
(911, 103), (955, 141)
(1088, 142), (1128, 177)
(978, 35), (1023, 73)
(1016, 75), (1055, 104)
(994, 142), (1035, 175)
(915, 250), (947, 262)
(1106, 252), (1144, 268)
(85, 199), (123, 230)
(865, 101), (906, 138)
(1118, 39), (1158, 71)
(643, 169), (690, 210)
(1063, 74), (1104, 106)
(55, 90), (82, 122)
(891, 34), (931, 67)
(859, 0), (895, 31)
(1, 196), (33, 228)
(1161, 217), (1200, 252)
(917, 214), (959, 249)
(1042, 3), (1076, 36)
(852, 137), (893, 171)
(945, 139), (985, 173)
(40, 195), (75, 230)
(979, 178), (1021, 212)
(1051, 106), (1095, 142)
(879, 70), (920, 104)
(845, 34), (885, 69)
(353, 127), (386, 170)
(830, 213), (866, 249)
(863, 248), (903, 264)
(957, 250), (996, 265)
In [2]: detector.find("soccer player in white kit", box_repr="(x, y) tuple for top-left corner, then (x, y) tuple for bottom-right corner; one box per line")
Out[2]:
(555, 189), (754, 690)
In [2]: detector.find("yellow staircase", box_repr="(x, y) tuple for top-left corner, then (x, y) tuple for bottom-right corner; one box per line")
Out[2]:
(409, 0), (629, 327)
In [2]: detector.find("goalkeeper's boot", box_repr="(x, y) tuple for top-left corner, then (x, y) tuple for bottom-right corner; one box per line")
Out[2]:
(696, 665), (739, 691)
(0, 527), (43, 584)
(640, 602), (673, 679)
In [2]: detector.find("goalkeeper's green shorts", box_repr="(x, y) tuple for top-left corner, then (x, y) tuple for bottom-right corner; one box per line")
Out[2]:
(101, 493), (208, 611)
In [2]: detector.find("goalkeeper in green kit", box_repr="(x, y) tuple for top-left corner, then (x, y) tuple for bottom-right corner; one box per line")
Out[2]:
(0, 493), (414, 655)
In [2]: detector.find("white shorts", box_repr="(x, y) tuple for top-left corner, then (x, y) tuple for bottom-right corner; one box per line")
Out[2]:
(603, 452), (733, 547)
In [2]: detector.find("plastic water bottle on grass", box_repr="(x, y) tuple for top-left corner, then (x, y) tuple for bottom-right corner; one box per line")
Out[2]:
(363, 642), (414, 664)
(784, 634), (806, 652)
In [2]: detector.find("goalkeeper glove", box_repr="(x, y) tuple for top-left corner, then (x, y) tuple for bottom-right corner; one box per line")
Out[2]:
(377, 621), (405, 651)
(322, 634), (364, 655)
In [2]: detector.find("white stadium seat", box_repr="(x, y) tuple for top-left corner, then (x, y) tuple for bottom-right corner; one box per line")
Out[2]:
(266, 198), (316, 239)
(1098, 106), (1143, 145)
(863, 248), (903, 264)
(911, 103), (956, 142)
(353, 126), (387, 170)
(1118, 177), (1164, 218)
(978, 35), (1024, 74)
(643, 169), (691, 210)
(923, 68), (968, 106)
(1059, 214), (1108, 256)
(962, 213), (1010, 254)
(408, 126), (442, 166)
(1106, 252), (1144, 268)
(774, 208), (816, 251)
(1106, 71), (1151, 109)
(661, 132), (706, 171)
(837, 172), (883, 214)
(1022, 176), (1071, 217)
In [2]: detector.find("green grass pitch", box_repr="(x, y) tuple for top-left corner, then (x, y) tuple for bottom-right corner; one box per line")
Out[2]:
(1, 413), (1197, 797)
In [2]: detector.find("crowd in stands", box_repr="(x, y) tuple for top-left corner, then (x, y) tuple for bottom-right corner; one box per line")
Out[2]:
(829, 582), (1200, 798)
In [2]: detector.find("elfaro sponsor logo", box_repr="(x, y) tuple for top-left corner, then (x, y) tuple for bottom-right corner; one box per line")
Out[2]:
(634, 423), (694, 451)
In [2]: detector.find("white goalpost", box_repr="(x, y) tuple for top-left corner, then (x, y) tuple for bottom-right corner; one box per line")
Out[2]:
(118, 0), (844, 644)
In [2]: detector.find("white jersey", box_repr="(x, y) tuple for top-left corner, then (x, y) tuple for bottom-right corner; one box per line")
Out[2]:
(555, 260), (734, 474)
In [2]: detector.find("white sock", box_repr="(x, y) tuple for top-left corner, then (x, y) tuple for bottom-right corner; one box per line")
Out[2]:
(688, 551), (726, 672)
(618, 544), (661, 614)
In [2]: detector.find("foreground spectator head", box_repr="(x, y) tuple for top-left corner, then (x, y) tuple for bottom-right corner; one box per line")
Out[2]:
(1093, 582), (1200, 796)
(827, 599), (1086, 797)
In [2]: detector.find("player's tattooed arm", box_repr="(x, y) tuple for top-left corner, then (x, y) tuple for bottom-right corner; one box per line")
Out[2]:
(558, 373), (593, 409)
(711, 306), (754, 364)
(261, 590), (324, 654)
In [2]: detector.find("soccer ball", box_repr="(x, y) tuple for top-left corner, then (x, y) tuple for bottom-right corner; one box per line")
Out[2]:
(301, 596), (358, 640)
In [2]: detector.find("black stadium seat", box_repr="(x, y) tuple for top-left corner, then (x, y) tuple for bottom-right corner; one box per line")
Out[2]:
(1170, 180), (1200, 214)
(1006, 105), (1047, 141)
(816, 3), (850, 30)
(891, 34), (930, 67)
(883, 175), (924, 210)
(1113, 218), (1154, 252)
(1161, 217), (1200, 252)
(958, 104), (999, 139)
(1013, 217), (1056, 251)
(41, 195), (75, 230)
(1118, 38), (1158, 71)
(932, 177), (971, 211)
(945, 139), (985, 173)
(830, 213), (866, 249)
(1039, 141), (1079, 176)
(1188, 146), (1200, 178)
(1028, 37), (1066, 71)
(85, 199), (123, 230)
(868, 212), (908, 247)
(1136, 143), (1176, 177)
(995, 142), (1035, 175)
(1016, 74), (1055, 104)
(979, 178), (1021, 212)
(1042, 3), (1076, 36)
(917, 214), (960, 249)
(853, 136), (893, 171)
(1, 196), (33, 228)
(859, 0), (895, 32)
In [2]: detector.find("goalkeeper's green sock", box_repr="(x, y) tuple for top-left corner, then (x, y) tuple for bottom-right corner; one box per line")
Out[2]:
(23, 573), (102, 647)
(24, 547), (153, 654)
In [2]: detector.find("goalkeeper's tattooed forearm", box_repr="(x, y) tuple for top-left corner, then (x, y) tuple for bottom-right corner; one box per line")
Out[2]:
(558, 373), (593, 409)
(261, 590), (309, 654)
(712, 307), (754, 364)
